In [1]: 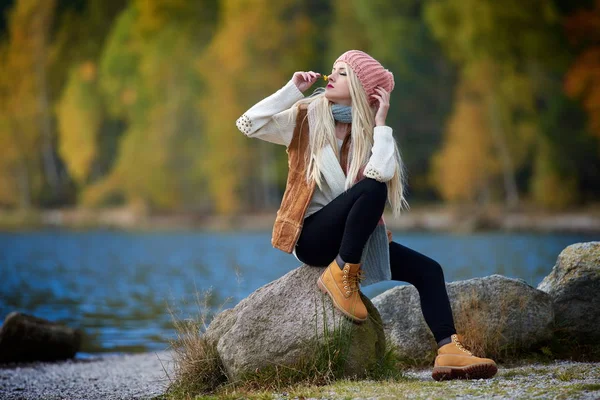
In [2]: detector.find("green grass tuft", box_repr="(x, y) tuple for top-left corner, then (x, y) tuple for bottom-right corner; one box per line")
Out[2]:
(577, 383), (600, 391)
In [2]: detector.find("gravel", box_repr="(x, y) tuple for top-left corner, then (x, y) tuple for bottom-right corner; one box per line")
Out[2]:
(402, 361), (600, 400)
(1, 353), (599, 400)
(0, 351), (174, 400)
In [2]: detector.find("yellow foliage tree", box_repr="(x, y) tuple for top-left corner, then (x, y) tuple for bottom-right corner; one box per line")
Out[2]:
(56, 62), (103, 185)
(430, 74), (500, 202)
(196, 0), (318, 214)
(531, 135), (579, 209)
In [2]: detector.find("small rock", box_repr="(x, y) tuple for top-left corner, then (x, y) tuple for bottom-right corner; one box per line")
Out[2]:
(0, 312), (82, 363)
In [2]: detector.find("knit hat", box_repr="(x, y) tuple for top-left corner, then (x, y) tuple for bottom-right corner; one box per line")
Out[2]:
(334, 50), (395, 105)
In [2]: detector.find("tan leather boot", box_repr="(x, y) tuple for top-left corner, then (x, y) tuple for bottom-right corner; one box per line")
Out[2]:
(317, 260), (368, 322)
(432, 334), (498, 381)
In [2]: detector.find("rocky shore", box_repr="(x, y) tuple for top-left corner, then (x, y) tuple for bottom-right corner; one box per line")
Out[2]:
(1, 351), (599, 399)
(1, 238), (598, 399)
(1, 205), (599, 233)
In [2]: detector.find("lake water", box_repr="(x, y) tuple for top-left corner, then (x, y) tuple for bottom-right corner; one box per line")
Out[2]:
(0, 230), (596, 356)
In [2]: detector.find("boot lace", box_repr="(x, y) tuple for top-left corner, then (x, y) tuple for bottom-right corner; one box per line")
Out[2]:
(342, 267), (364, 297)
(452, 334), (473, 356)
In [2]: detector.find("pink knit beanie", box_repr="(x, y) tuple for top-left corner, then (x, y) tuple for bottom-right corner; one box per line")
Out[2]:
(334, 50), (395, 105)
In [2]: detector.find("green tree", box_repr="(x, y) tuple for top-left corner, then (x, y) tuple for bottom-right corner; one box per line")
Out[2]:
(83, 0), (218, 211)
(53, 0), (126, 189)
(0, 0), (58, 208)
(327, 0), (456, 200)
(424, 0), (565, 208)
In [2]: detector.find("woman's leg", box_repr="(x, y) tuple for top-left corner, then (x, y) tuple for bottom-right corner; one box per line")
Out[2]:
(296, 177), (387, 322)
(389, 241), (498, 381)
(388, 241), (456, 343)
(295, 177), (387, 266)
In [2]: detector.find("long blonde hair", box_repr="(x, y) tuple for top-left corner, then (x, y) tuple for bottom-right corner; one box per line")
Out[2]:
(291, 62), (409, 217)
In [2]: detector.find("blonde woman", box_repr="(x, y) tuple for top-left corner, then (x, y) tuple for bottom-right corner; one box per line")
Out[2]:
(236, 50), (497, 381)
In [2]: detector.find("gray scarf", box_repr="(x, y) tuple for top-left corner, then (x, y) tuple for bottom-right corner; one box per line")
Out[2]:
(331, 104), (352, 123)
(309, 87), (352, 123)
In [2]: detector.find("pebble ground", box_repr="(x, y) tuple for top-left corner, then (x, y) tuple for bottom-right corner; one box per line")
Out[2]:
(1, 353), (599, 399)
(0, 351), (173, 400)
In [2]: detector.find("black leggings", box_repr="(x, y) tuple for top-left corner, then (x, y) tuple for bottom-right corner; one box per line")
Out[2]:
(295, 178), (456, 342)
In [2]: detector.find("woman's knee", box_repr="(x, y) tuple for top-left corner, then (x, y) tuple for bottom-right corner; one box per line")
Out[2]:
(421, 259), (446, 283)
(405, 256), (446, 288)
(358, 177), (387, 202)
(389, 241), (447, 286)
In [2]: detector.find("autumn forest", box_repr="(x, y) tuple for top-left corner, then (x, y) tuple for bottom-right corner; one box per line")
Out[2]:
(0, 0), (599, 216)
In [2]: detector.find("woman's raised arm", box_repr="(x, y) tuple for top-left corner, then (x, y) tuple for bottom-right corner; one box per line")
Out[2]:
(235, 71), (320, 146)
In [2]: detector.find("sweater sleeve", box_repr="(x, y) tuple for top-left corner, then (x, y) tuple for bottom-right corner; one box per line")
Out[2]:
(235, 79), (304, 146)
(364, 126), (397, 182)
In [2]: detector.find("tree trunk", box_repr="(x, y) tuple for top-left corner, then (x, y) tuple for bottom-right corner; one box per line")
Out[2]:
(488, 94), (519, 209)
(15, 161), (32, 210)
(258, 141), (278, 208)
(33, 2), (61, 197)
(8, 121), (32, 209)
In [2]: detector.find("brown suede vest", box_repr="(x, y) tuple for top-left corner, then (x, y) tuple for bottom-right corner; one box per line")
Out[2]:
(271, 105), (351, 253)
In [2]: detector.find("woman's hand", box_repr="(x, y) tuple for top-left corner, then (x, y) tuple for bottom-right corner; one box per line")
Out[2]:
(372, 87), (390, 126)
(292, 71), (321, 92)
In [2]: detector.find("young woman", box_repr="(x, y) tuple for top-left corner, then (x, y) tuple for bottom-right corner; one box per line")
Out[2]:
(236, 50), (497, 381)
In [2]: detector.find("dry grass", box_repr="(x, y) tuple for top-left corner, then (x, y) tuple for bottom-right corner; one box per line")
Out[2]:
(452, 287), (509, 359)
(163, 290), (228, 398)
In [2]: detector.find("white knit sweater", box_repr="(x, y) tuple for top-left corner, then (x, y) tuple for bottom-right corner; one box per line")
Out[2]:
(236, 80), (396, 287)
(236, 79), (397, 218)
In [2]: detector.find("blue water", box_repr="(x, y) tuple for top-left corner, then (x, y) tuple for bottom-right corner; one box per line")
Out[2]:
(0, 230), (596, 355)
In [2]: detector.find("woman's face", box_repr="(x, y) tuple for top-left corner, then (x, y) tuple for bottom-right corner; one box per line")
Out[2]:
(325, 62), (351, 106)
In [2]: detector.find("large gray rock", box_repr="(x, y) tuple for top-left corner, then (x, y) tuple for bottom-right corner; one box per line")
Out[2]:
(372, 275), (554, 363)
(371, 285), (435, 364)
(538, 241), (600, 342)
(205, 265), (386, 381)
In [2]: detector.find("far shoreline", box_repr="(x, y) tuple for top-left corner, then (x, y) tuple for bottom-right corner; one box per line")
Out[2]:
(1, 203), (600, 234)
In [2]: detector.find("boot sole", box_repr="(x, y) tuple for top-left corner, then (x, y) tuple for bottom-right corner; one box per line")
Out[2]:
(432, 363), (498, 381)
(317, 277), (367, 323)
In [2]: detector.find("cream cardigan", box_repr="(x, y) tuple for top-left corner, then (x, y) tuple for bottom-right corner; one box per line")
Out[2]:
(236, 79), (396, 286)
(236, 79), (397, 186)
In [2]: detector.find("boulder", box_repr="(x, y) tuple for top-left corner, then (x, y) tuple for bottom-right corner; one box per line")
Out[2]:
(537, 241), (600, 342)
(371, 285), (435, 364)
(0, 312), (82, 363)
(204, 265), (386, 381)
(372, 274), (554, 362)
